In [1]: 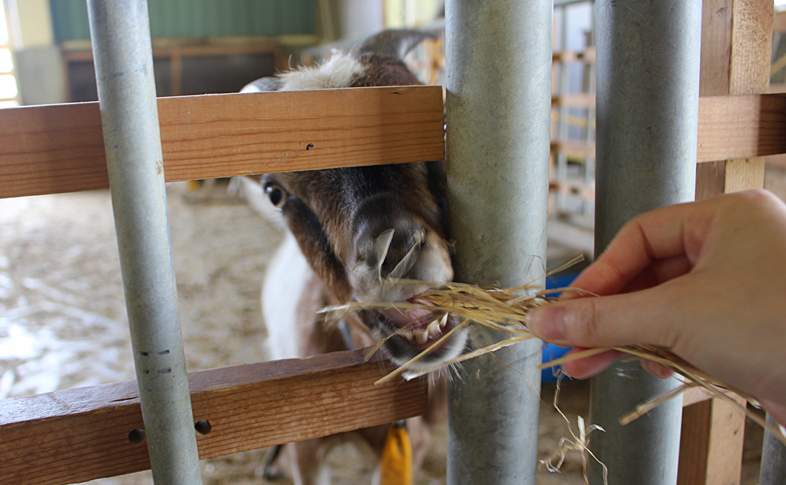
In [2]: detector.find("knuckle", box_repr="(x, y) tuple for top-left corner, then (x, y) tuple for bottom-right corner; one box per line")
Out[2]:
(566, 298), (603, 345)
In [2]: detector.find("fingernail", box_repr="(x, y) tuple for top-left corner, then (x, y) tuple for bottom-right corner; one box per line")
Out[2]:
(528, 305), (566, 342)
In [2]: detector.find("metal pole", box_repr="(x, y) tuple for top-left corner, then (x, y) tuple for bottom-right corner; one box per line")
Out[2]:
(86, 1), (202, 483)
(589, 1), (701, 483)
(760, 414), (786, 485)
(445, 1), (552, 484)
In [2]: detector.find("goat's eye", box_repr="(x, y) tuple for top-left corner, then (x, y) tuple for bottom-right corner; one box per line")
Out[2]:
(265, 184), (287, 209)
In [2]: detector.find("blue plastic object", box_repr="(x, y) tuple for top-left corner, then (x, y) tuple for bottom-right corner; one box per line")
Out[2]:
(541, 273), (577, 384)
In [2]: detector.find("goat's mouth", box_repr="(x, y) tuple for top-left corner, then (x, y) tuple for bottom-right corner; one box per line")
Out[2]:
(359, 297), (468, 370)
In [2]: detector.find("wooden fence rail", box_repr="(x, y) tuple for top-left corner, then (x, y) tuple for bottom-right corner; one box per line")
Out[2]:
(0, 86), (445, 199)
(1, 88), (786, 200)
(0, 349), (426, 485)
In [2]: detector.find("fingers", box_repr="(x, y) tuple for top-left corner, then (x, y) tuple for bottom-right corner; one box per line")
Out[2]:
(566, 198), (722, 297)
(557, 349), (673, 380)
(641, 360), (674, 379)
(560, 348), (621, 379)
(574, 190), (786, 298)
(529, 287), (676, 349)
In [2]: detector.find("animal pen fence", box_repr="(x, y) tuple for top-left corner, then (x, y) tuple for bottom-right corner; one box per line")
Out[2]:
(1, 0), (785, 484)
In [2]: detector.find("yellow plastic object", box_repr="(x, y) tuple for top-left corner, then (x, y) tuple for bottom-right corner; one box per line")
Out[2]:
(380, 421), (412, 485)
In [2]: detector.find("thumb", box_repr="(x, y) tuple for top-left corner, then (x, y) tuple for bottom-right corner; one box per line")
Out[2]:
(528, 290), (674, 349)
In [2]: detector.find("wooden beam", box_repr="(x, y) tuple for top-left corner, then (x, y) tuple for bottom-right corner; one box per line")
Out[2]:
(696, 0), (774, 197)
(552, 47), (596, 63)
(2, 86), (786, 200)
(678, 394), (748, 485)
(0, 85), (445, 199)
(697, 94), (786, 163)
(0, 349), (427, 485)
(682, 1), (772, 484)
(552, 93), (596, 108)
(553, 93), (786, 164)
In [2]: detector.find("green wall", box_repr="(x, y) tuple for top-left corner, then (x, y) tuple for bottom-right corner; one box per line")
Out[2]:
(49, 0), (315, 41)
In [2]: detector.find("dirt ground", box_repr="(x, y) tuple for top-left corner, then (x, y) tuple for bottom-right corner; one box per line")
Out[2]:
(0, 180), (772, 484)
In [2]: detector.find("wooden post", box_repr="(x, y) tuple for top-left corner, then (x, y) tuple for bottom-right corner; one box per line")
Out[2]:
(696, 0), (772, 199)
(679, 0), (773, 483)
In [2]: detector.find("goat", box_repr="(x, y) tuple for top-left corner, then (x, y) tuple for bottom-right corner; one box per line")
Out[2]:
(247, 30), (464, 484)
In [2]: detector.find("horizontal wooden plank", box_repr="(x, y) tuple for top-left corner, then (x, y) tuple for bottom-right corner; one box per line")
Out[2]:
(551, 94), (786, 163)
(552, 93), (596, 108)
(0, 349), (427, 485)
(553, 47), (596, 63)
(551, 139), (596, 159)
(697, 93), (786, 162)
(0, 85), (445, 199)
(2, 91), (785, 200)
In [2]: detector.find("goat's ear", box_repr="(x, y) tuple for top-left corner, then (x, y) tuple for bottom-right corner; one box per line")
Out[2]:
(240, 76), (282, 93)
(358, 29), (437, 60)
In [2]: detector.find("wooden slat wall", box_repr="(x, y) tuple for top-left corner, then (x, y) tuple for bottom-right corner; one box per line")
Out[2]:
(0, 85), (445, 199)
(551, 93), (786, 163)
(2, 87), (786, 200)
(0, 349), (427, 485)
(678, 1), (774, 484)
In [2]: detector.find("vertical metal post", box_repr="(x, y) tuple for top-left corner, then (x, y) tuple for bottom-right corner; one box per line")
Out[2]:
(589, 1), (701, 483)
(86, 1), (202, 483)
(445, 1), (552, 484)
(556, 5), (570, 213)
(760, 414), (786, 485)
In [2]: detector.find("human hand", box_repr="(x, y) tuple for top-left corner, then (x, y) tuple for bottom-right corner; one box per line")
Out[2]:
(529, 189), (786, 425)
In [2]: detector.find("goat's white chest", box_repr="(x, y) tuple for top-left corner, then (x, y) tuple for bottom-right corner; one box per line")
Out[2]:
(262, 232), (320, 360)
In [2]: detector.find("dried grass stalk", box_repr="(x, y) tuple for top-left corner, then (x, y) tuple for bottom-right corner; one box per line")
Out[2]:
(540, 377), (608, 485)
(322, 263), (786, 447)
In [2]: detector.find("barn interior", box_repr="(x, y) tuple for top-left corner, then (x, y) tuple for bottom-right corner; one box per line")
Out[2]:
(1, 1), (786, 484)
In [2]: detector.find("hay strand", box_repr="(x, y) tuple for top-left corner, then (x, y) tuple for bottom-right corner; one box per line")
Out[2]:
(321, 272), (786, 447)
(539, 377), (608, 485)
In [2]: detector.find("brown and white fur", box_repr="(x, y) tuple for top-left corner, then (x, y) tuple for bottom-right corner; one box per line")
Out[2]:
(251, 30), (464, 484)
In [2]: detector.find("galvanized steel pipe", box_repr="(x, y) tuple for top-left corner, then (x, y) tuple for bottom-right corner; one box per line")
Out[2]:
(590, 1), (701, 483)
(760, 414), (786, 485)
(86, 1), (202, 483)
(445, 1), (552, 483)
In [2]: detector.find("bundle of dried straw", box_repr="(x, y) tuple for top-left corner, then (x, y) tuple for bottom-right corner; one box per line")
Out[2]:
(323, 265), (786, 447)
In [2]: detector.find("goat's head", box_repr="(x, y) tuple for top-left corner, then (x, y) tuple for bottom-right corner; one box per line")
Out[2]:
(247, 30), (467, 372)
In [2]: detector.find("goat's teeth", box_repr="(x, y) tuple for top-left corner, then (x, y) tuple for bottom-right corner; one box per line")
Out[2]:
(413, 329), (428, 344)
(426, 320), (440, 337)
(400, 330), (414, 341)
(439, 313), (448, 327)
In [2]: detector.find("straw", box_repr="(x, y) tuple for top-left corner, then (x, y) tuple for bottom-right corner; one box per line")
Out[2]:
(320, 258), (786, 447)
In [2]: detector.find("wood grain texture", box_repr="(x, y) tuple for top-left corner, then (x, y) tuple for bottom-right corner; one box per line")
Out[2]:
(551, 93), (596, 108)
(684, 1), (770, 484)
(697, 94), (786, 163)
(678, 395), (747, 485)
(722, 0), (773, 193)
(0, 349), (427, 485)
(679, 399), (714, 485)
(2, 88), (785, 200)
(553, 93), (786, 163)
(695, 160), (727, 201)
(729, 0), (773, 95)
(0, 85), (445, 199)
(701, 0), (734, 97)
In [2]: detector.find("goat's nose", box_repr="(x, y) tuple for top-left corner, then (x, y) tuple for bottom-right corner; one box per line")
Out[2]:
(356, 219), (425, 280)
